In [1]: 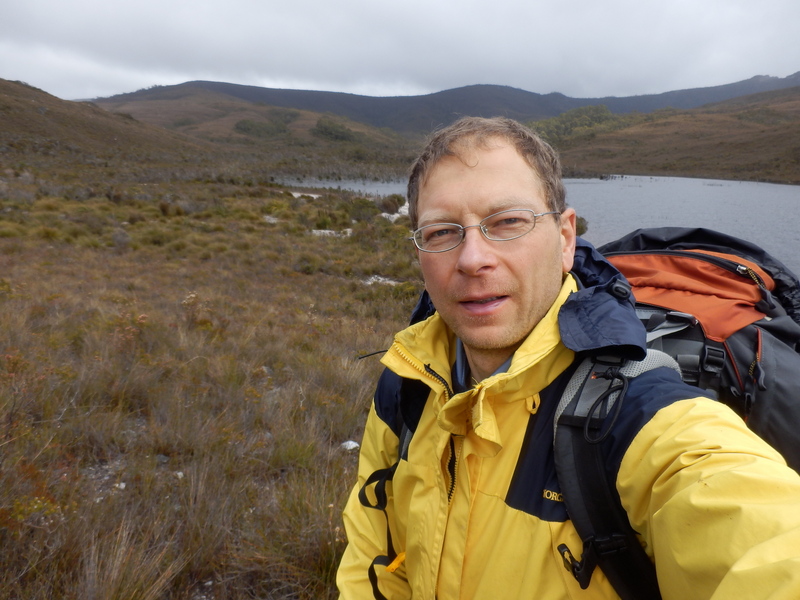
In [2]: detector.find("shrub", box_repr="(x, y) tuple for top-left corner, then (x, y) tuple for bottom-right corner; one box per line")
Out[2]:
(347, 198), (380, 222)
(576, 215), (589, 236)
(234, 119), (288, 139)
(0, 224), (25, 238)
(312, 117), (358, 143)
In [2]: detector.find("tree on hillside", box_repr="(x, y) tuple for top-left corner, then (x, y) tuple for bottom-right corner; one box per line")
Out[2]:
(312, 117), (358, 142)
(530, 105), (626, 146)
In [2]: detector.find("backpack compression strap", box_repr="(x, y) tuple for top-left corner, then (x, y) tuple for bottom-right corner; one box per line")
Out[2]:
(358, 462), (399, 600)
(554, 350), (680, 600)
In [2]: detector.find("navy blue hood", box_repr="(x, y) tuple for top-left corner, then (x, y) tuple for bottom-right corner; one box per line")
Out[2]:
(558, 237), (647, 360)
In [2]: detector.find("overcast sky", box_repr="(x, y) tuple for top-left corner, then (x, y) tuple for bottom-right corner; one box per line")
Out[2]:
(1, 0), (798, 102)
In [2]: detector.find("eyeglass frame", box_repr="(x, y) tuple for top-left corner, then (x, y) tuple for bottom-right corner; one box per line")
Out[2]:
(409, 208), (561, 253)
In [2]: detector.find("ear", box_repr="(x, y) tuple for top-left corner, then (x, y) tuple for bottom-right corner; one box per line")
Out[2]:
(559, 208), (577, 273)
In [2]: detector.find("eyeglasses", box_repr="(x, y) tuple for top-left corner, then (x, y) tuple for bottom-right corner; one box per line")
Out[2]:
(410, 208), (561, 253)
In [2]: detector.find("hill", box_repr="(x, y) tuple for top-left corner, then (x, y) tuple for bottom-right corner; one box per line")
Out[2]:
(552, 86), (800, 184)
(93, 76), (800, 184)
(0, 78), (417, 183)
(96, 73), (800, 134)
(4, 76), (800, 186)
(0, 80), (215, 164)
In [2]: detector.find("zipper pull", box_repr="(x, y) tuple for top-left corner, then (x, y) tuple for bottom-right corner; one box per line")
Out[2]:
(737, 264), (779, 316)
(736, 264), (766, 287)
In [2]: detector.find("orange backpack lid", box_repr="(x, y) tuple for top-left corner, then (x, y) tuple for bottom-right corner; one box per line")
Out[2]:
(607, 249), (775, 342)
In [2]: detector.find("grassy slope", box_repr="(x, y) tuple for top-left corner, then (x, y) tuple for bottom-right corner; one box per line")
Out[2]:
(1, 81), (215, 161)
(0, 205), (420, 598)
(94, 83), (419, 181)
(1, 78), (422, 599)
(92, 80), (800, 185)
(557, 88), (800, 184)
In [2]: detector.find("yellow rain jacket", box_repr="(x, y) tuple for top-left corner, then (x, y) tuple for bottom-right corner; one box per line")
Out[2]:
(338, 243), (800, 600)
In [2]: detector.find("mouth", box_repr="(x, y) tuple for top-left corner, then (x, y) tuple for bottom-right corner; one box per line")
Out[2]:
(458, 295), (509, 315)
(462, 295), (505, 305)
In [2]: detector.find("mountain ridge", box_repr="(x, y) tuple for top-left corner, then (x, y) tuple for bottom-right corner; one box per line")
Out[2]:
(97, 72), (800, 133)
(3, 75), (800, 185)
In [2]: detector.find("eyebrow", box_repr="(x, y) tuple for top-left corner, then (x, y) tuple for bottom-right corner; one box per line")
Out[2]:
(417, 199), (536, 227)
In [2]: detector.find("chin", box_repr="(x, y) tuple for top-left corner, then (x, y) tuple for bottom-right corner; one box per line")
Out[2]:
(458, 329), (525, 353)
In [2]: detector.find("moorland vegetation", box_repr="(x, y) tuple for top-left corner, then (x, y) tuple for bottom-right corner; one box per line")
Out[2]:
(96, 80), (800, 185)
(1, 79), (424, 599)
(0, 173), (421, 599)
(1, 75), (798, 599)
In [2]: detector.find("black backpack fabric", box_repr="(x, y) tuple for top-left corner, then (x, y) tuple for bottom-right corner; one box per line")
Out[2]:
(597, 227), (800, 472)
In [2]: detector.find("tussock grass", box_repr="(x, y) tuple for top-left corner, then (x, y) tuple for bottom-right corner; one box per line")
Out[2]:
(0, 180), (422, 598)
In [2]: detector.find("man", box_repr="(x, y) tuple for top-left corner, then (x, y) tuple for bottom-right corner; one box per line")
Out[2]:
(337, 117), (800, 599)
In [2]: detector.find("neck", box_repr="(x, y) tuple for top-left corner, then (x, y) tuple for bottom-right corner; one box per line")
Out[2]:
(465, 346), (517, 383)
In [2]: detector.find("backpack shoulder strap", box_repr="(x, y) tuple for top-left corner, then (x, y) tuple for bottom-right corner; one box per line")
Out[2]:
(554, 350), (679, 600)
(358, 371), (431, 600)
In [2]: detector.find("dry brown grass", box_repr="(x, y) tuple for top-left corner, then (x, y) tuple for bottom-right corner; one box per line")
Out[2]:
(0, 175), (422, 598)
(558, 90), (800, 184)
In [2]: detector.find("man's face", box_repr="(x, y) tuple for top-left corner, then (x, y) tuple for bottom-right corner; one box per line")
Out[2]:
(416, 139), (577, 371)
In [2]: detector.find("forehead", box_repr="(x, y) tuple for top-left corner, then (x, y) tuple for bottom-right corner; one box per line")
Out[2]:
(417, 139), (546, 222)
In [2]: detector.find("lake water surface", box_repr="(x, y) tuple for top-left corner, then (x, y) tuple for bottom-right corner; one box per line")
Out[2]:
(295, 176), (800, 275)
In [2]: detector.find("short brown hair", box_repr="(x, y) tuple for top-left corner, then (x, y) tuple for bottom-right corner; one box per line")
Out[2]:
(407, 117), (566, 229)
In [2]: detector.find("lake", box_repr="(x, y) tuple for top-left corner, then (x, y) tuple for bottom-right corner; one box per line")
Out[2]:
(293, 176), (800, 275)
(564, 176), (800, 274)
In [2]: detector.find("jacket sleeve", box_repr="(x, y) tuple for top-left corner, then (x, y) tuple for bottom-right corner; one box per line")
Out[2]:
(337, 403), (410, 600)
(618, 397), (800, 600)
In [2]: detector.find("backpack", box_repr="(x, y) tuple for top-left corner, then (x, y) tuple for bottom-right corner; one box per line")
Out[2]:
(362, 227), (800, 600)
(598, 227), (800, 471)
(556, 227), (800, 599)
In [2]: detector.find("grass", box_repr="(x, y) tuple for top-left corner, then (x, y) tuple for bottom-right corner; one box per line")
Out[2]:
(551, 96), (800, 184)
(5, 74), (794, 598)
(0, 174), (423, 599)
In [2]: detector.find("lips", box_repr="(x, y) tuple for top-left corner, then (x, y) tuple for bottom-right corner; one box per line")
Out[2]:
(466, 296), (503, 304)
(460, 292), (507, 303)
(459, 295), (508, 315)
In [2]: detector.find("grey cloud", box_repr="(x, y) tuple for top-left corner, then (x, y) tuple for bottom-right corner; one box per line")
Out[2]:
(1, 0), (798, 101)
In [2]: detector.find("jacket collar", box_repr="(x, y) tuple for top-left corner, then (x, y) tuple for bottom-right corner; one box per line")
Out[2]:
(400, 237), (647, 364)
(385, 279), (578, 450)
(558, 237), (647, 360)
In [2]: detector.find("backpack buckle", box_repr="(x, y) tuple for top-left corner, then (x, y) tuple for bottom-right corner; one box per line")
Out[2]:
(702, 345), (726, 374)
(609, 279), (631, 300)
(558, 534), (630, 590)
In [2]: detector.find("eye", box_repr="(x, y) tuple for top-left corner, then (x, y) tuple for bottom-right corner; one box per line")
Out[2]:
(430, 227), (458, 238)
(422, 225), (459, 243)
(483, 210), (535, 239)
(486, 212), (531, 228)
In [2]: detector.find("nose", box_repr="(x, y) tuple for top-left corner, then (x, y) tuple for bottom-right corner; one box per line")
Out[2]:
(455, 224), (497, 274)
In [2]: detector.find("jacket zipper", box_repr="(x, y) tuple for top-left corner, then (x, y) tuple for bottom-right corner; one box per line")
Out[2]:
(392, 344), (464, 505)
(421, 364), (461, 504)
(390, 342), (454, 395)
(421, 363), (452, 397)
